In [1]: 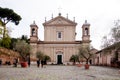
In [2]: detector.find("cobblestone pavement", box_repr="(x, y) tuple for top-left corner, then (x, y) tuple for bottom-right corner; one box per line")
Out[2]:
(0, 65), (120, 80)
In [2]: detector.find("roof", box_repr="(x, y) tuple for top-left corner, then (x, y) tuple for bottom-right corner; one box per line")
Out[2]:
(30, 21), (38, 28)
(96, 42), (120, 54)
(82, 20), (90, 27)
(43, 13), (77, 26)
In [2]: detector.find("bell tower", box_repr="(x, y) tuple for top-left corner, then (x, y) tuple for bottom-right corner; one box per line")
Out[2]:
(82, 20), (90, 42)
(30, 21), (38, 42)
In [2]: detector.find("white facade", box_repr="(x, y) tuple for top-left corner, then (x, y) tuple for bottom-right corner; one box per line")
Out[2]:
(30, 13), (91, 64)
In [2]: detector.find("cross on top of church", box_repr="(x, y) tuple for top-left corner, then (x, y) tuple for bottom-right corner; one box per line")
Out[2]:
(85, 20), (87, 23)
(33, 20), (36, 24)
(58, 7), (62, 13)
(58, 7), (62, 16)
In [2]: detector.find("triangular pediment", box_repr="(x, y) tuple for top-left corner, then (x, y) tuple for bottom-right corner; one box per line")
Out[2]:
(43, 15), (77, 26)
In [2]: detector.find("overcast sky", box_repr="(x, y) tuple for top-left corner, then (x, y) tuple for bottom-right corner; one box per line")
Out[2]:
(0, 0), (120, 50)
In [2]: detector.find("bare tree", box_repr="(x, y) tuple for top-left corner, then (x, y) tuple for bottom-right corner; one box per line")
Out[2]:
(101, 36), (112, 49)
(101, 20), (120, 49)
(110, 20), (120, 43)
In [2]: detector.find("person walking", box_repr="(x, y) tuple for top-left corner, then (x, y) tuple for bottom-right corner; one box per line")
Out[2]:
(37, 59), (40, 68)
(0, 59), (2, 66)
(28, 56), (31, 67)
(13, 58), (18, 67)
(41, 60), (44, 68)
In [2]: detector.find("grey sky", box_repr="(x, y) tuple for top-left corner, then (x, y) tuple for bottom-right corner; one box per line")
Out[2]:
(0, 0), (120, 50)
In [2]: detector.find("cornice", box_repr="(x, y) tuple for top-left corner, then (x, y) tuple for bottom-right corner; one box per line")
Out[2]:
(82, 40), (91, 43)
(37, 41), (82, 44)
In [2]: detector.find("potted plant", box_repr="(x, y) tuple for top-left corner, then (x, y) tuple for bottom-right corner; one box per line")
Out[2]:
(36, 51), (44, 67)
(43, 55), (51, 65)
(69, 54), (79, 65)
(14, 40), (31, 67)
(36, 51), (44, 61)
(78, 46), (93, 69)
(36, 51), (51, 65)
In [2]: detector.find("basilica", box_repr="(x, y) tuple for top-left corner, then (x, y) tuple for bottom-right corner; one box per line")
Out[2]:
(30, 13), (91, 64)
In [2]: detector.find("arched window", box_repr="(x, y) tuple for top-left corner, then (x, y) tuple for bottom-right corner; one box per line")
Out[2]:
(32, 28), (35, 36)
(85, 28), (88, 35)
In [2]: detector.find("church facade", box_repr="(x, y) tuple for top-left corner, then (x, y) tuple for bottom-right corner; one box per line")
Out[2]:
(30, 13), (91, 64)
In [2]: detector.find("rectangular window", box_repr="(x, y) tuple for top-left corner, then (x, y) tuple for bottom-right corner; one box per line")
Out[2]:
(57, 31), (62, 40)
(58, 32), (61, 38)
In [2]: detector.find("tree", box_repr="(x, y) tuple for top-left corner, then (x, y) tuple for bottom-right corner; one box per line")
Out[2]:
(9, 35), (29, 50)
(0, 7), (21, 38)
(10, 38), (18, 49)
(14, 40), (31, 61)
(78, 46), (93, 64)
(36, 51), (44, 61)
(0, 36), (11, 48)
(43, 55), (51, 64)
(21, 35), (29, 43)
(0, 20), (3, 34)
(69, 54), (79, 65)
(101, 20), (120, 49)
(110, 20), (120, 43)
(101, 36), (112, 49)
(36, 51), (51, 65)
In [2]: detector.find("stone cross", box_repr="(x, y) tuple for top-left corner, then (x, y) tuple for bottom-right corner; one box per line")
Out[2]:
(58, 7), (62, 13)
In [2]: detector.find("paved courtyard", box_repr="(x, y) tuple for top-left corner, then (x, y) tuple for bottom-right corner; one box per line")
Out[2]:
(0, 65), (120, 80)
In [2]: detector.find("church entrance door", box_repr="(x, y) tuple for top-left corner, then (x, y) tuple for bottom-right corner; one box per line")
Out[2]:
(57, 55), (62, 64)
